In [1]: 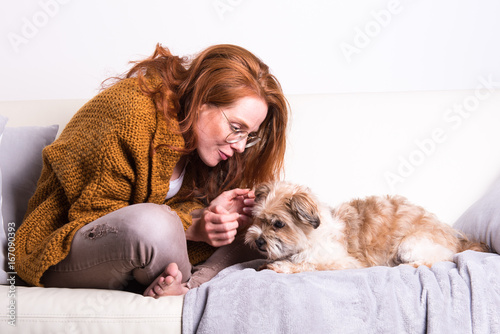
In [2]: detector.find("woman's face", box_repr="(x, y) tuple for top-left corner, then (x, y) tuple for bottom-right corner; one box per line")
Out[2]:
(196, 96), (268, 167)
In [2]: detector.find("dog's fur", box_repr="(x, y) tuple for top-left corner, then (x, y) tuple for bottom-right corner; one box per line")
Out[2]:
(245, 181), (489, 273)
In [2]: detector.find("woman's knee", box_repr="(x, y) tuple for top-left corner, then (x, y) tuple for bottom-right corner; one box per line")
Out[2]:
(130, 204), (185, 244)
(85, 203), (186, 246)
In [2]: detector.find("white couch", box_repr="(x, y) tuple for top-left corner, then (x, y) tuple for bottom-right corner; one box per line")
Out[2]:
(1, 89), (500, 333)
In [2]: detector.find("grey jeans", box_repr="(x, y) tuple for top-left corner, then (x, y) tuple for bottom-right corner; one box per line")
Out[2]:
(42, 203), (263, 292)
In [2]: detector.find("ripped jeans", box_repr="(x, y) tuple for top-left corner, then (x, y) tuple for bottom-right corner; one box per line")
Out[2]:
(41, 203), (263, 292)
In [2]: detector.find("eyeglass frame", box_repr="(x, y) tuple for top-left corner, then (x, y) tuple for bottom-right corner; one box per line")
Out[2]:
(219, 108), (261, 148)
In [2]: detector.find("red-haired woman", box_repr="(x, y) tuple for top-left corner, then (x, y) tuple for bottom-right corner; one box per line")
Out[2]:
(15, 44), (288, 297)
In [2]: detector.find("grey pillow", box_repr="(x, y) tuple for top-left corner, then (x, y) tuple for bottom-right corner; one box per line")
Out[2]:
(454, 176), (500, 253)
(0, 125), (58, 234)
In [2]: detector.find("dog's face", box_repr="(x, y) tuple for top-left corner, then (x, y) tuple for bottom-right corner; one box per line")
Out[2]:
(245, 181), (321, 260)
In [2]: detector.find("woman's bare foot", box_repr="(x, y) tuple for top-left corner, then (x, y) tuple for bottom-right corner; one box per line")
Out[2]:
(143, 263), (189, 298)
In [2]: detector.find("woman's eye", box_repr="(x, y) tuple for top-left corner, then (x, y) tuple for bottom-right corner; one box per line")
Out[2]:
(230, 124), (241, 132)
(273, 220), (285, 229)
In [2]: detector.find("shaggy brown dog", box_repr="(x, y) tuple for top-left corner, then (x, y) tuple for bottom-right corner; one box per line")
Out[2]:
(246, 181), (488, 273)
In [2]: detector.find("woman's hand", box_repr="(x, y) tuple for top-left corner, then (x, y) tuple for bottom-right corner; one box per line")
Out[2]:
(210, 188), (256, 229)
(186, 188), (256, 247)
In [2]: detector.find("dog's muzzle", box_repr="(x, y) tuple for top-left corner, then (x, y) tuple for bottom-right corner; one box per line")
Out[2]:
(255, 237), (267, 251)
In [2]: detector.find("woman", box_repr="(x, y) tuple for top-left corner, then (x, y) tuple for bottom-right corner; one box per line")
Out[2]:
(14, 44), (288, 297)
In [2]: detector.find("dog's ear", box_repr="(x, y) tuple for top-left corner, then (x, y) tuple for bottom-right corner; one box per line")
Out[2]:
(254, 183), (272, 203)
(287, 190), (321, 229)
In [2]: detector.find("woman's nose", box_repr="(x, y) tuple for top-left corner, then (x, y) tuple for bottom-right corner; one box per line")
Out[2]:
(230, 139), (246, 153)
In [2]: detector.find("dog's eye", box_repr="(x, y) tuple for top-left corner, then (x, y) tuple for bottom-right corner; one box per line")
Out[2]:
(273, 220), (285, 229)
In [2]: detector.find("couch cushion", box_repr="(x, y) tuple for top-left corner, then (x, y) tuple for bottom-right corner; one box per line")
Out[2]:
(0, 285), (183, 333)
(0, 125), (58, 232)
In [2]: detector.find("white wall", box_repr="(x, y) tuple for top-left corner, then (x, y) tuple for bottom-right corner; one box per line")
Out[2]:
(1, 0), (500, 100)
(285, 88), (500, 225)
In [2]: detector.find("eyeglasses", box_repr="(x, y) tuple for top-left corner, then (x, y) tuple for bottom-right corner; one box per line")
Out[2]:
(220, 109), (261, 148)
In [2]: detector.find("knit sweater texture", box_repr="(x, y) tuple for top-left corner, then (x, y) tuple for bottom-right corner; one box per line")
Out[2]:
(15, 77), (215, 287)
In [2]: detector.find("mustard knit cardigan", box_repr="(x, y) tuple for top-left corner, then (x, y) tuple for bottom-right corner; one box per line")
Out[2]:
(15, 78), (215, 287)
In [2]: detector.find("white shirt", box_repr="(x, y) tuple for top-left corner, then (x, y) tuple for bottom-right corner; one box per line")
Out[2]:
(165, 167), (186, 200)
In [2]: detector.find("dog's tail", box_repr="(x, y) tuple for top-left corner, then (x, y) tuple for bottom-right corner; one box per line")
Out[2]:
(458, 234), (490, 253)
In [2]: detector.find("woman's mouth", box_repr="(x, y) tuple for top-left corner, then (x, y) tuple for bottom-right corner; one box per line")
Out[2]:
(219, 150), (229, 161)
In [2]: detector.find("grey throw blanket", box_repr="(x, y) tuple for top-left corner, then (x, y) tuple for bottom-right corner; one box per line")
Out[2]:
(182, 251), (500, 334)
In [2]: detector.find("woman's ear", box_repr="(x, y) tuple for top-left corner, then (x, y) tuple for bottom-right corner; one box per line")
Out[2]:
(199, 103), (211, 113)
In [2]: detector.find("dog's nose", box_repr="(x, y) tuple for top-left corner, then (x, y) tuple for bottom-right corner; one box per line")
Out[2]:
(255, 238), (266, 250)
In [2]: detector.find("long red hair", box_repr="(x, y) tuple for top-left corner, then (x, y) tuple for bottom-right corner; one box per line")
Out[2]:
(125, 44), (288, 203)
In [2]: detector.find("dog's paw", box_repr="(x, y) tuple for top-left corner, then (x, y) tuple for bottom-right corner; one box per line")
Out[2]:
(257, 262), (272, 271)
(257, 262), (280, 272)
(265, 263), (281, 272)
(256, 262), (279, 272)
(265, 262), (293, 273)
